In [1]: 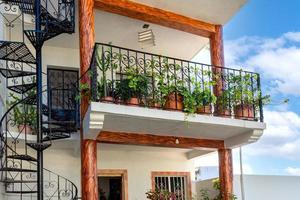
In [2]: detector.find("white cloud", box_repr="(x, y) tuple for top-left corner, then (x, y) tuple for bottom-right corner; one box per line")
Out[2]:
(243, 110), (300, 160)
(225, 32), (300, 96)
(286, 167), (300, 176)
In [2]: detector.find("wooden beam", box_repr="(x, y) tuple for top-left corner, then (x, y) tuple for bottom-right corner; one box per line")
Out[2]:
(218, 149), (233, 200)
(81, 139), (98, 200)
(94, 0), (216, 37)
(97, 131), (224, 149)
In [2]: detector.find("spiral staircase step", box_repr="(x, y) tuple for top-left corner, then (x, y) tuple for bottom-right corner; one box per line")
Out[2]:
(6, 154), (37, 162)
(3, 179), (37, 184)
(26, 142), (51, 151)
(43, 120), (76, 126)
(0, 41), (36, 64)
(7, 83), (36, 94)
(0, 68), (36, 78)
(42, 133), (70, 142)
(6, 191), (38, 194)
(0, 167), (37, 173)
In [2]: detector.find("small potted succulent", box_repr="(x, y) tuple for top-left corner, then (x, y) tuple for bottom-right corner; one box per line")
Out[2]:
(95, 45), (119, 102)
(97, 78), (114, 102)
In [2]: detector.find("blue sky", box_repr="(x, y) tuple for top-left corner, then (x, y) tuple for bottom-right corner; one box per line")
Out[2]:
(224, 0), (300, 39)
(196, 0), (300, 176)
(224, 0), (300, 176)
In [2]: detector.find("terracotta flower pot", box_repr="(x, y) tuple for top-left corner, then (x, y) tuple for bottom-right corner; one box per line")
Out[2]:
(163, 92), (183, 111)
(151, 102), (161, 109)
(215, 106), (231, 118)
(114, 98), (123, 104)
(18, 124), (32, 134)
(100, 96), (114, 103)
(126, 97), (139, 106)
(196, 105), (212, 115)
(234, 104), (254, 120)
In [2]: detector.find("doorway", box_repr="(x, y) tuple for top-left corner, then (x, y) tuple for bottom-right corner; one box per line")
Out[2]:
(98, 169), (128, 200)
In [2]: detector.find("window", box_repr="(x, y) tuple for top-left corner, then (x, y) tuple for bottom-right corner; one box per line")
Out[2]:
(151, 172), (191, 200)
(47, 68), (79, 124)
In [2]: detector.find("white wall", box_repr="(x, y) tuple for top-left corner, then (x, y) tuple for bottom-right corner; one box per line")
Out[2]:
(30, 144), (194, 200)
(234, 175), (300, 200)
(196, 175), (300, 200)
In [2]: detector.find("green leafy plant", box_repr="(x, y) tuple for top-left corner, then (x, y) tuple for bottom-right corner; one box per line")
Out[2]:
(146, 189), (182, 200)
(115, 79), (131, 101)
(223, 71), (272, 118)
(7, 90), (37, 134)
(126, 68), (149, 98)
(95, 45), (119, 99)
(155, 59), (186, 108)
(192, 70), (217, 113)
(115, 68), (149, 102)
(97, 78), (114, 100)
(76, 82), (91, 101)
(199, 179), (237, 200)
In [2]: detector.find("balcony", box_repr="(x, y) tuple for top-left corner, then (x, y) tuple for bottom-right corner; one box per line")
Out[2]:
(82, 43), (265, 147)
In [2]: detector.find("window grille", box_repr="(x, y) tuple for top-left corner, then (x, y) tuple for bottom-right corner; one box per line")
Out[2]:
(154, 175), (188, 200)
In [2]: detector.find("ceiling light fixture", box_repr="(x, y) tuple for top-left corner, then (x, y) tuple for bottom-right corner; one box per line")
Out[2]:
(138, 24), (155, 48)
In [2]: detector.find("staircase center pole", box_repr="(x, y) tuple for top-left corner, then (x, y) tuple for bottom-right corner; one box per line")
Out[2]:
(35, 0), (44, 199)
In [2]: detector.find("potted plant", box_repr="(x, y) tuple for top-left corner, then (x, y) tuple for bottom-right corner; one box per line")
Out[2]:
(156, 60), (184, 111)
(8, 91), (37, 135)
(192, 74), (217, 115)
(199, 178), (237, 200)
(97, 78), (114, 102)
(146, 189), (181, 200)
(215, 89), (232, 117)
(95, 45), (119, 102)
(229, 72), (258, 120)
(115, 68), (149, 106)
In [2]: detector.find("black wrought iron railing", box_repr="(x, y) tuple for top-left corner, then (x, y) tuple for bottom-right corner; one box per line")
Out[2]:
(90, 43), (264, 122)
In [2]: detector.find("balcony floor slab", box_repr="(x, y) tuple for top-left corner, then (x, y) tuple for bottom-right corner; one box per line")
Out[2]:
(83, 102), (266, 148)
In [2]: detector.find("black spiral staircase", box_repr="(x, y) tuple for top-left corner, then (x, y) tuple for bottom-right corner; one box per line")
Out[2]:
(0, 0), (79, 199)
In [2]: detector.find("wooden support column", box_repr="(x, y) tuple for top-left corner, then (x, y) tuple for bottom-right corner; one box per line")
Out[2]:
(79, 0), (97, 200)
(81, 140), (98, 200)
(79, 0), (95, 116)
(210, 25), (225, 114)
(218, 149), (233, 200)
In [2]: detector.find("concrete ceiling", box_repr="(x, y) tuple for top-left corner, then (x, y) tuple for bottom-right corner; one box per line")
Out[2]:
(46, 10), (208, 60)
(131, 0), (248, 24)
(45, 0), (248, 62)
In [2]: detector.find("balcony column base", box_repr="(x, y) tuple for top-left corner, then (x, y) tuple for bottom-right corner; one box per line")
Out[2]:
(81, 139), (98, 200)
(218, 148), (233, 200)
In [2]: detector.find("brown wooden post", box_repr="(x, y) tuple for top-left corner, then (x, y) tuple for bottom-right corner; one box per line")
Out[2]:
(79, 0), (95, 116)
(210, 25), (225, 115)
(81, 140), (98, 200)
(218, 149), (233, 200)
(79, 0), (97, 199)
